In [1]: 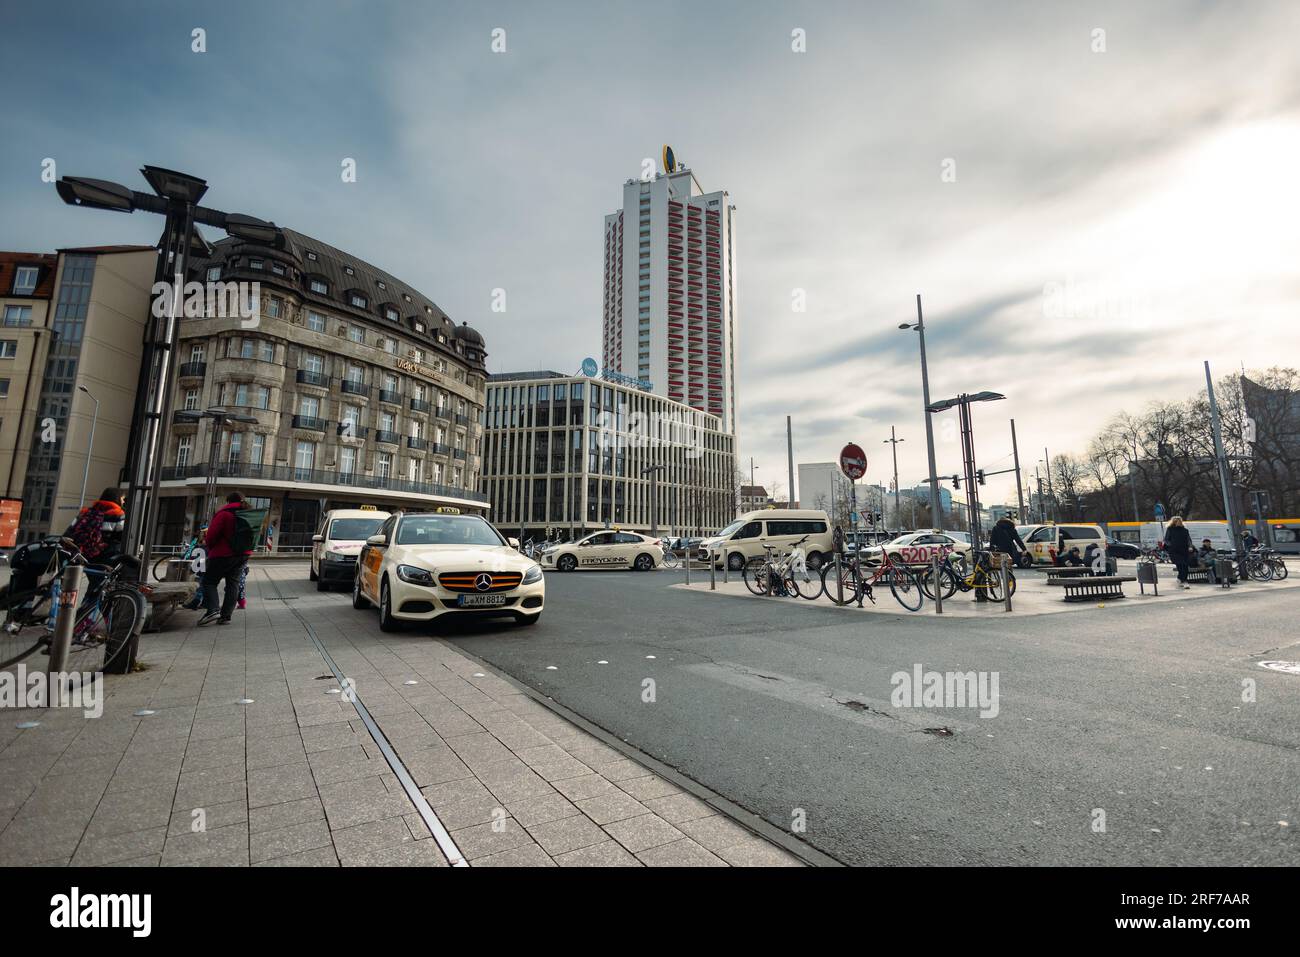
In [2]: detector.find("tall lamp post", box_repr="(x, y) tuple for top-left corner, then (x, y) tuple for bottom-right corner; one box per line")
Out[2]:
(56, 165), (282, 584)
(76, 385), (100, 509)
(883, 427), (904, 532)
(642, 464), (665, 538)
(899, 295), (941, 528)
(927, 391), (1005, 547)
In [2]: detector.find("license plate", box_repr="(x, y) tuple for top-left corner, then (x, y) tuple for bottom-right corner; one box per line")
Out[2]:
(458, 594), (508, 607)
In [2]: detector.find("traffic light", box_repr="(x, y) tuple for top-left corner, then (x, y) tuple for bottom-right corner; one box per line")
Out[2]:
(977, 469), (986, 486)
(952, 474), (961, 488)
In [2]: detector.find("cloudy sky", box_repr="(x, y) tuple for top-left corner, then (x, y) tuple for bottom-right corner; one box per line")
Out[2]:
(4, 0), (1299, 509)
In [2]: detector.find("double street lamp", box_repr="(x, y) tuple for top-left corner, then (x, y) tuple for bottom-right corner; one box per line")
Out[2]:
(76, 385), (100, 510)
(927, 391), (1005, 546)
(57, 166), (282, 584)
(899, 295), (942, 528)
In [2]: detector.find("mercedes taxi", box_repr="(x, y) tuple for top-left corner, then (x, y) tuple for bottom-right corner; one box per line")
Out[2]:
(860, 531), (972, 566)
(541, 530), (665, 572)
(352, 509), (544, 631)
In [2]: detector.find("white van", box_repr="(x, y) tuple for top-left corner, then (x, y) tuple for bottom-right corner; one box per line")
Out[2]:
(311, 508), (391, 590)
(701, 509), (834, 571)
(1016, 523), (1107, 565)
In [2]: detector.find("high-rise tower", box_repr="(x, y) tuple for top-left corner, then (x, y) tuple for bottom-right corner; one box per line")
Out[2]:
(601, 148), (737, 435)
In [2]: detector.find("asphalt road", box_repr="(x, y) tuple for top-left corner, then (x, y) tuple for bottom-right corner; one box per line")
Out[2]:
(414, 567), (1300, 866)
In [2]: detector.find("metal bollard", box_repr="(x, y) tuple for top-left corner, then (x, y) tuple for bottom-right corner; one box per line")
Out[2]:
(47, 565), (84, 681)
(710, 551), (716, 590)
(722, 550), (728, 584)
(685, 548), (691, 585)
(933, 552), (943, 615)
(834, 551), (844, 605)
(1002, 554), (1013, 613)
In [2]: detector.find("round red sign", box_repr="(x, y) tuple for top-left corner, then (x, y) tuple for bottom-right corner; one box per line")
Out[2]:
(839, 443), (867, 480)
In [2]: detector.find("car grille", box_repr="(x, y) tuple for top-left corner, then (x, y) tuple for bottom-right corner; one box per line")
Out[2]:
(438, 572), (524, 593)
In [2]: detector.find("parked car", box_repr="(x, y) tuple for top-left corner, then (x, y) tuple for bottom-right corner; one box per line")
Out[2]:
(699, 509), (834, 571)
(860, 531), (972, 566)
(311, 508), (391, 590)
(1016, 523), (1107, 565)
(542, 530), (665, 572)
(1105, 536), (1142, 560)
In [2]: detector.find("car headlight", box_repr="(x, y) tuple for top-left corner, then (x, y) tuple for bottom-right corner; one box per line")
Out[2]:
(323, 549), (347, 561)
(522, 564), (543, 584)
(396, 564), (435, 586)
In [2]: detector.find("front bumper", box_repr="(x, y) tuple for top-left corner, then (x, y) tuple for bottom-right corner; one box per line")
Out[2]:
(387, 575), (545, 621)
(319, 557), (358, 582)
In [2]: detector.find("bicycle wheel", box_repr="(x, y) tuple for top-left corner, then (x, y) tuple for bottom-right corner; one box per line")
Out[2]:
(151, 553), (177, 582)
(1269, 558), (1288, 581)
(743, 558), (770, 596)
(0, 584), (55, 668)
(820, 561), (862, 606)
(983, 567), (1017, 602)
(65, 589), (143, 674)
(1247, 559), (1273, 582)
(888, 567), (924, 611)
(918, 564), (959, 601)
(661, 551), (680, 570)
(787, 566), (824, 600)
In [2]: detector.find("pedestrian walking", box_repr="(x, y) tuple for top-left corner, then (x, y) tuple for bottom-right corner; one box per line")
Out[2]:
(237, 561), (249, 610)
(1165, 516), (1194, 589)
(198, 491), (254, 626)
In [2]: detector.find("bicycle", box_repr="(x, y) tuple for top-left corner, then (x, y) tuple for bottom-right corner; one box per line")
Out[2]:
(744, 535), (822, 600)
(819, 541), (925, 611)
(658, 540), (681, 570)
(918, 547), (1017, 602)
(1, 538), (146, 673)
(151, 527), (207, 582)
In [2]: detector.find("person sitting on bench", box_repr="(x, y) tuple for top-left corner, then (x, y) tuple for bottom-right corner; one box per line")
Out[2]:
(1196, 539), (1220, 582)
(1059, 546), (1085, 567)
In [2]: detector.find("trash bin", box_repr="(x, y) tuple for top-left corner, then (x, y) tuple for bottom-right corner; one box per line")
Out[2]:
(1214, 558), (1235, 587)
(1137, 561), (1158, 595)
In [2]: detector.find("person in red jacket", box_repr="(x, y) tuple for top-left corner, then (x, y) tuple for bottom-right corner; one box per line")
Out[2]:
(198, 491), (250, 625)
(65, 488), (126, 562)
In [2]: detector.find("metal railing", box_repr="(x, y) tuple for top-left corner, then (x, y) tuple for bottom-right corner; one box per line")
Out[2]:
(178, 361), (207, 378)
(408, 436), (429, 451)
(378, 389), (402, 405)
(296, 369), (329, 386)
(375, 430), (401, 445)
(291, 415), (329, 431)
(410, 398), (431, 413)
(340, 379), (370, 396)
(159, 462), (489, 503)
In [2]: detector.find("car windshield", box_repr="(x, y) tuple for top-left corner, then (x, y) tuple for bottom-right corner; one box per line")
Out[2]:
(887, 535), (915, 545)
(396, 516), (504, 547)
(329, 518), (384, 541)
(715, 519), (746, 538)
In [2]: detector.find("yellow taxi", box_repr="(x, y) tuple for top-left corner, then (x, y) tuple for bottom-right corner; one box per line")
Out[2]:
(352, 509), (544, 631)
(541, 530), (665, 572)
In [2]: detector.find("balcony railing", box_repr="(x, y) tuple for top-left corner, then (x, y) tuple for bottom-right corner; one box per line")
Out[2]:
(296, 370), (329, 387)
(340, 379), (369, 396)
(172, 410), (200, 424)
(429, 442), (450, 455)
(453, 448), (467, 460)
(159, 463), (489, 504)
(433, 406), (450, 420)
(291, 415), (328, 432)
(378, 389), (402, 405)
(454, 413), (470, 427)
(178, 361), (207, 378)
(337, 423), (369, 439)
(375, 430), (401, 445)
(407, 436), (429, 451)
(410, 398), (431, 413)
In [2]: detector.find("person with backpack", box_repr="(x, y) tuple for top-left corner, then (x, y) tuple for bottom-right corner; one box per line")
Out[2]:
(65, 487), (126, 563)
(198, 491), (254, 625)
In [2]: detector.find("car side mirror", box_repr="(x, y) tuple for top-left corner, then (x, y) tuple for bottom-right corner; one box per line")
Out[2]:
(311, 534), (323, 543)
(508, 537), (520, 549)
(366, 534), (386, 546)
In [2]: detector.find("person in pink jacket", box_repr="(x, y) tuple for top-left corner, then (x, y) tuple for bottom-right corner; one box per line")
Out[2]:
(198, 491), (251, 625)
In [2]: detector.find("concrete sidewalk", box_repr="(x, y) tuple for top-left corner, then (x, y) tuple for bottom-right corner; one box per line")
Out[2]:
(0, 564), (803, 867)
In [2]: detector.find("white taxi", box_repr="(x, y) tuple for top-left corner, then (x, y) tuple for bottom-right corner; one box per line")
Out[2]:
(352, 510), (544, 631)
(861, 531), (972, 566)
(311, 508), (391, 590)
(541, 530), (665, 572)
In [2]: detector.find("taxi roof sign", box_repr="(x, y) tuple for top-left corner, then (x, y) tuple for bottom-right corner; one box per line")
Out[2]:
(434, 506), (461, 514)
(359, 505), (377, 510)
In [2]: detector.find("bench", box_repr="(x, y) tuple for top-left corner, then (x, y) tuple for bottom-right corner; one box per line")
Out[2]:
(1046, 575), (1137, 602)
(1045, 566), (1093, 583)
(142, 581), (198, 632)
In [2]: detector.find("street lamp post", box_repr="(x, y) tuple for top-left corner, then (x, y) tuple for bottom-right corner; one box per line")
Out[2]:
(900, 295), (942, 528)
(884, 427), (903, 532)
(56, 165), (282, 584)
(1042, 447), (1056, 522)
(175, 407), (260, 531)
(76, 385), (100, 510)
(642, 464), (665, 537)
(927, 391), (1005, 548)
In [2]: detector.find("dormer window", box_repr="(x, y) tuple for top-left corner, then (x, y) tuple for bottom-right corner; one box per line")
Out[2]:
(206, 266), (221, 282)
(350, 293), (367, 309)
(271, 262), (285, 276)
(344, 266), (355, 276)
(310, 278), (328, 295)
(249, 258), (264, 270)
(402, 294), (412, 303)
(12, 266), (39, 295)
(385, 306), (399, 322)
(377, 281), (386, 290)
(306, 251), (318, 261)
(414, 321), (424, 333)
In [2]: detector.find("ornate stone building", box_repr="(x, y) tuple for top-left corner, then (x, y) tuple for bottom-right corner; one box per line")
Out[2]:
(157, 228), (489, 550)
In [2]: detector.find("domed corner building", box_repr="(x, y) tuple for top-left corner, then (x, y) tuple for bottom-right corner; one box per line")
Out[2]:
(155, 227), (491, 552)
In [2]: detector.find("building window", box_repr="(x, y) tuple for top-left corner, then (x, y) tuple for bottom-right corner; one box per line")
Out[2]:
(339, 445), (357, 476)
(0, 378), (9, 398)
(342, 405), (362, 434)
(307, 311), (326, 332)
(310, 279), (328, 295)
(249, 433), (264, 467)
(385, 307), (399, 322)
(306, 251), (318, 261)
(376, 452), (392, 478)
(298, 395), (320, 418)
(347, 325), (364, 344)
(271, 262), (285, 276)
(3, 306), (32, 327)
(249, 258), (264, 270)
(377, 281), (386, 290)
(350, 294), (367, 309)
(267, 297), (282, 319)
(183, 389), (199, 411)
(303, 352), (324, 373)
(259, 340), (275, 362)
(190, 344), (205, 362)
(414, 322), (424, 333)
(407, 458), (421, 482)
(344, 266), (355, 276)
(294, 440), (316, 475)
(205, 266), (221, 282)
(380, 411), (395, 433)
(0, 340), (17, 359)
(176, 436), (192, 468)
(384, 338), (397, 354)
(227, 431), (242, 464)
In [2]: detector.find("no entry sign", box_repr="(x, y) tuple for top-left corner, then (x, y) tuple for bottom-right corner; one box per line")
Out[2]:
(839, 443), (867, 480)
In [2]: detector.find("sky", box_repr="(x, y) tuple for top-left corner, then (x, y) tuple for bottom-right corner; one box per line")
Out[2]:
(3, 0), (1299, 511)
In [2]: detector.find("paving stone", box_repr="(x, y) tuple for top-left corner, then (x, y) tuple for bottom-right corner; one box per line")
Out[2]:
(167, 799), (248, 837)
(616, 775), (682, 802)
(552, 773), (619, 802)
(339, 839), (449, 867)
(450, 817), (533, 860)
(321, 792), (413, 830)
(506, 792), (581, 828)
(331, 817), (415, 858)
(716, 838), (805, 867)
(71, 827), (169, 866)
(433, 793), (504, 831)
(160, 823), (250, 866)
(250, 819), (333, 864)
(254, 845), (339, 867)
(554, 839), (643, 867)
(636, 837), (728, 867)
(574, 791), (650, 825)
(420, 778), (492, 809)
(526, 814), (610, 856)
(249, 798), (326, 833)
(676, 814), (756, 852)
(597, 758), (654, 783)
(642, 792), (717, 824)
(472, 842), (556, 867)
(602, 813), (686, 854)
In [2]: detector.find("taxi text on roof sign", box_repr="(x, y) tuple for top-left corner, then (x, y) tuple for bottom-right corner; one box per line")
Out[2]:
(434, 507), (461, 514)
(359, 505), (377, 510)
